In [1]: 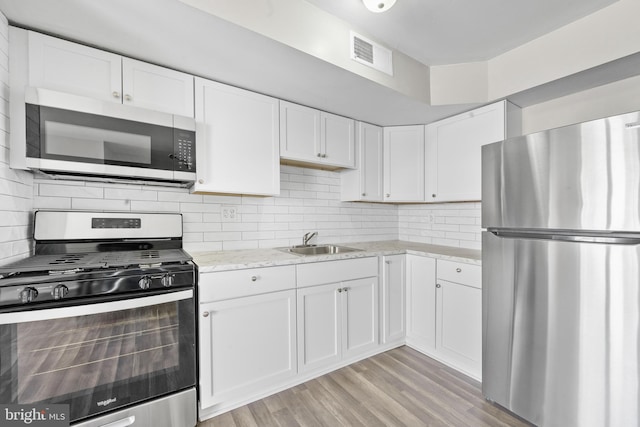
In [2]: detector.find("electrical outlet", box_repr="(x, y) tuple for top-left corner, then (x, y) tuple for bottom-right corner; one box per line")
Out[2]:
(221, 205), (240, 222)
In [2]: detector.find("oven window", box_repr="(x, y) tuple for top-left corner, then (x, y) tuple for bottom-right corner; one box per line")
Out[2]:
(44, 121), (152, 165)
(0, 297), (195, 423)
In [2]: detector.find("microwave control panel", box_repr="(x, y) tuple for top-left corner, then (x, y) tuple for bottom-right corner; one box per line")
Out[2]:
(174, 130), (196, 172)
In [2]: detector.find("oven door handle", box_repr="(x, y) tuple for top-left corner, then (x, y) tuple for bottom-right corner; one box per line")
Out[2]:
(0, 289), (193, 324)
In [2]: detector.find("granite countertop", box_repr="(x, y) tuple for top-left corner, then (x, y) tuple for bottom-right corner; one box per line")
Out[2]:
(190, 240), (481, 273)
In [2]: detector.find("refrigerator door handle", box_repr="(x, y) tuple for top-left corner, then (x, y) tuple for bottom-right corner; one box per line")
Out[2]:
(489, 230), (640, 245)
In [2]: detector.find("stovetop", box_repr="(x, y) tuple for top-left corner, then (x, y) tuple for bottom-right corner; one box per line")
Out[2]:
(0, 211), (195, 309)
(0, 248), (193, 277)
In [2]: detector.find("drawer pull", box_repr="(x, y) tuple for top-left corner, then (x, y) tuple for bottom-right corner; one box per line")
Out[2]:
(251, 276), (258, 282)
(436, 284), (441, 288)
(456, 268), (462, 273)
(202, 311), (209, 317)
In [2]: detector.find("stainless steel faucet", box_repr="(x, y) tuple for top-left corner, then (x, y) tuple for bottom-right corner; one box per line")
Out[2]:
(302, 231), (317, 246)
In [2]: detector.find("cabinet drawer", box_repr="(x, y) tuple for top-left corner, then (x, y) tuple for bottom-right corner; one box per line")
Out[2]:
(297, 257), (378, 288)
(437, 260), (481, 289)
(199, 265), (296, 302)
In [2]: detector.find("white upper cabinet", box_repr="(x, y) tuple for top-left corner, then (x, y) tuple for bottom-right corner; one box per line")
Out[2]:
(280, 100), (355, 169)
(321, 111), (356, 168)
(341, 122), (384, 202)
(121, 58), (194, 117)
(28, 31), (121, 103)
(26, 30), (194, 116)
(192, 78), (280, 196)
(425, 100), (521, 202)
(383, 125), (425, 202)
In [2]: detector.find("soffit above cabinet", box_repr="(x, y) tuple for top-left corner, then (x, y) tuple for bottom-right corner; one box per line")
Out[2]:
(0, 0), (638, 127)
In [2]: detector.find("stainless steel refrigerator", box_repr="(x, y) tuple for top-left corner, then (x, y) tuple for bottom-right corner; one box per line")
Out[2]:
(482, 112), (640, 427)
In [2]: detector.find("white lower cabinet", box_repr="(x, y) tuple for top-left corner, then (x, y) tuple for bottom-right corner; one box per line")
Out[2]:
(381, 254), (405, 345)
(197, 254), (481, 421)
(405, 256), (482, 380)
(198, 266), (297, 413)
(435, 260), (482, 378)
(296, 257), (379, 374)
(405, 254), (436, 351)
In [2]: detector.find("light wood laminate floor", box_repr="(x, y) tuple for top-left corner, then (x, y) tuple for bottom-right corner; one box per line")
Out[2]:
(198, 346), (532, 427)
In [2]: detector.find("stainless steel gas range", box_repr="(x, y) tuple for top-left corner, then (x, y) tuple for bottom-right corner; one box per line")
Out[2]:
(0, 211), (197, 427)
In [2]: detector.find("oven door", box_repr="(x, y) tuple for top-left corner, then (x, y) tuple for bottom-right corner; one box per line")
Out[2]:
(0, 290), (195, 424)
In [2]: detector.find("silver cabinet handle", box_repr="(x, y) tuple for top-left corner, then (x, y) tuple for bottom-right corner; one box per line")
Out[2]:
(322, 154), (327, 158)
(385, 260), (391, 265)
(386, 193), (390, 198)
(337, 288), (343, 293)
(343, 287), (349, 292)
(436, 284), (441, 288)
(432, 194), (436, 198)
(251, 276), (258, 282)
(198, 179), (204, 184)
(362, 193), (366, 196)
(202, 311), (209, 317)
(112, 91), (120, 98)
(317, 153), (322, 157)
(456, 268), (462, 273)
(124, 94), (132, 101)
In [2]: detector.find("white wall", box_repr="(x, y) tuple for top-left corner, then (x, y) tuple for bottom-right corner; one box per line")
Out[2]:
(33, 166), (398, 253)
(522, 74), (640, 134)
(0, 12), (33, 264)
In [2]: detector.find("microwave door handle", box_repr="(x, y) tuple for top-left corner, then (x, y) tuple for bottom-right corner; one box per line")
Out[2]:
(0, 289), (193, 325)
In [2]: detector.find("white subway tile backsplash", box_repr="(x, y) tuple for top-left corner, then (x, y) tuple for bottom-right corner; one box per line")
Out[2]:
(71, 198), (131, 211)
(39, 183), (104, 199)
(130, 201), (180, 212)
(104, 188), (158, 201)
(33, 196), (71, 210)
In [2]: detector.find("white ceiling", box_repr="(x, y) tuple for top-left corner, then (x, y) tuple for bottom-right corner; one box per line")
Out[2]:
(305, 0), (618, 65)
(0, 0), (630, 126)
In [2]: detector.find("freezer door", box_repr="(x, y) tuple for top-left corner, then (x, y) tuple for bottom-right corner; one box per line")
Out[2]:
(482, 231), (640, 427)
(482, 111), (640, 231)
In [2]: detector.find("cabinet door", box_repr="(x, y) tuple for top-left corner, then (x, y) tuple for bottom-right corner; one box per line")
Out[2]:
(425, 101), (506, 202)
(28, 31), (121, 103)
(297, 283), (342, 373)
(381, 254), (405, 344)
(122, 58), (194, 117)
(341, 277), (379, 360)
(383, 125), (425, 202)
(436, 279), (482, 379)
(279, 100), (321, 163)
(320, 112), (355, 168)
(405, 255), (436, 351)
(341, 122), (383, 201)
(193, 78), (280, 196)
(199, 290), (297, 409)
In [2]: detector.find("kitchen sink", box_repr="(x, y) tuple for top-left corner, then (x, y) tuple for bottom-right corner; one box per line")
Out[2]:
(281, 244), (362, 256)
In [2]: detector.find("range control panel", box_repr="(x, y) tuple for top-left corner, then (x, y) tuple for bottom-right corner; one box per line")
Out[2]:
(174, 129), (196, 172)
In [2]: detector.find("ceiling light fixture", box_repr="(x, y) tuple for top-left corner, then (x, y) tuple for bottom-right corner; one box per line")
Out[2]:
(362, 0), (396, 13)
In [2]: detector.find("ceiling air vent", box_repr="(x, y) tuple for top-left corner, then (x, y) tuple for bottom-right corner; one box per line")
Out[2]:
(350, 31), (393, 76)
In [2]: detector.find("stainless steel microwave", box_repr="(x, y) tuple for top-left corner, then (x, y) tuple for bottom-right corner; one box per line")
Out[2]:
(22, 88), (196, 184)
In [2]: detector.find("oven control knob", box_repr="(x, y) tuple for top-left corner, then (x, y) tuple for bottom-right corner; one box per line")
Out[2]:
(52, 284), (69, 300)
(161, 274), (174, 288)
(20, 287), (38, 303)
(138, 276), (151, 290)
